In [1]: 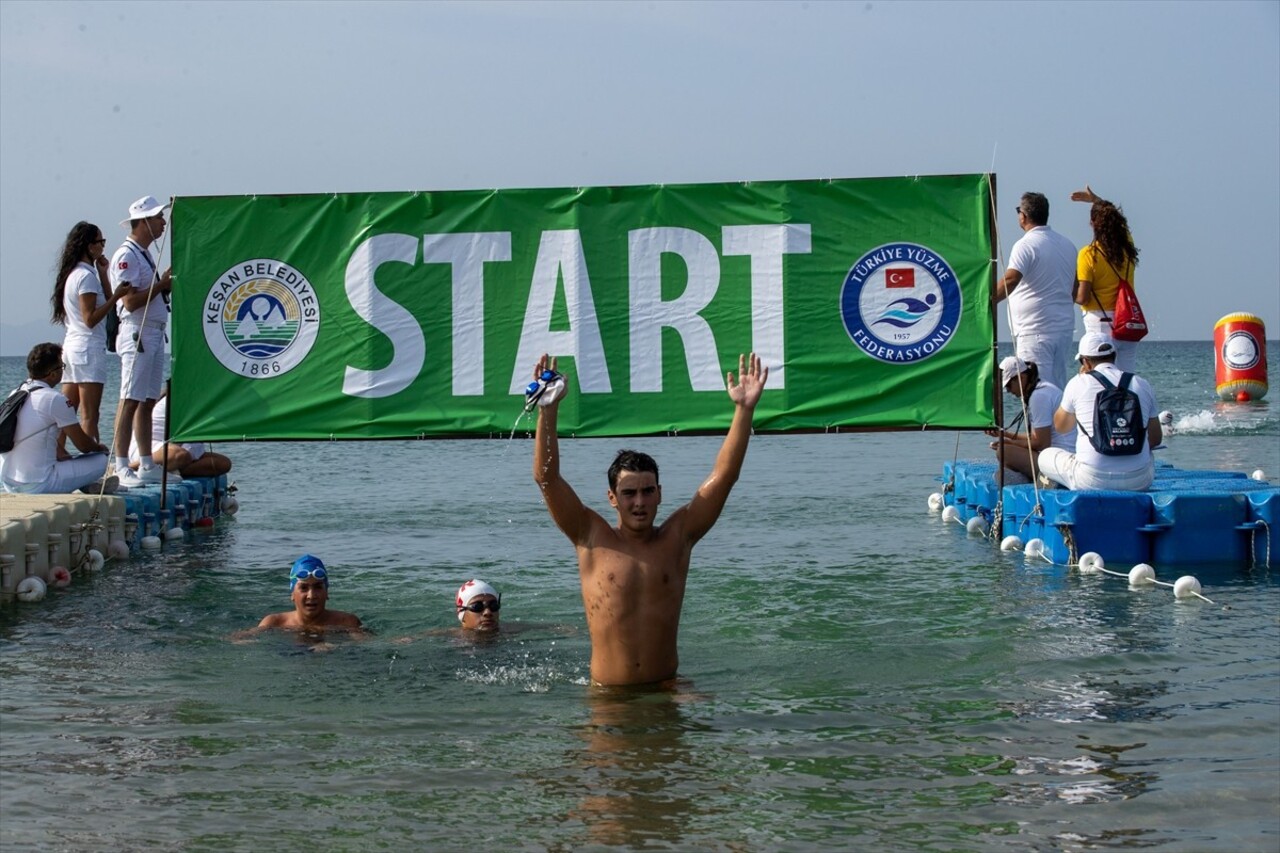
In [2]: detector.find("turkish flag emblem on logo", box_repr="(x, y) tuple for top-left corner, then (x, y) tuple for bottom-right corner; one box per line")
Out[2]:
(885, 268), (914, 288)
(118, 261), (129, 270)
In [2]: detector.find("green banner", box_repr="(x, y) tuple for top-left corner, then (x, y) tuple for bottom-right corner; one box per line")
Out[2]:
(169, 175), (996, 441)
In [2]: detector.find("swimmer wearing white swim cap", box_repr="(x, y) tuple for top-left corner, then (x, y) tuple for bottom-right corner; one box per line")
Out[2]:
(456, 579), (501, 632)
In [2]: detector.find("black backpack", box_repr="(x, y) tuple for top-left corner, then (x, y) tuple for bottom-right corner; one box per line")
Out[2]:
(0, 385), (31, 453)
(1080, 370), (1145, 456)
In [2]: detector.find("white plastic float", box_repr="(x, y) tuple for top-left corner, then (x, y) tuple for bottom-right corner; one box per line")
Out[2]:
(1000, 535), (1024, 552)
(16, 576), (47, 602)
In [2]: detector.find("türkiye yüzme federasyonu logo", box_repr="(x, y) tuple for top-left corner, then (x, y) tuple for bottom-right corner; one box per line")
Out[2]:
(840, 242), (961, 363)
(204, 259), (319, 378)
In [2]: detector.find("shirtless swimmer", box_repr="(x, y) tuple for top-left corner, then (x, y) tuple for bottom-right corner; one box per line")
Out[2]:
(531, 352), (768, 686)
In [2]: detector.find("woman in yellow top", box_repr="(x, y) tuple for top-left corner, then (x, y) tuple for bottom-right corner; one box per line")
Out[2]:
(1072, 185), (1140, 371)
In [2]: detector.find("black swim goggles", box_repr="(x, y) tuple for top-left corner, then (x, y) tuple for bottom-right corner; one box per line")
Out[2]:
(457, 599), (501, 614)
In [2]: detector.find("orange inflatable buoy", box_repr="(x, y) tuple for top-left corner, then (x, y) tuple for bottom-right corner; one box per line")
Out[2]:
(1215, 313), (1268, 401)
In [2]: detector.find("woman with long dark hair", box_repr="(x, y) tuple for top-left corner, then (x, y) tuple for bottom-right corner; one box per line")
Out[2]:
(1072, 185), (1141, 371)
(50, 221), (128, 443)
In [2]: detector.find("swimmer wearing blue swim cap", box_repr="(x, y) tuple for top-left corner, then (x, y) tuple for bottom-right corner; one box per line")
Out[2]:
(290, 554), (328, 591)
(242, 554), (364, 635)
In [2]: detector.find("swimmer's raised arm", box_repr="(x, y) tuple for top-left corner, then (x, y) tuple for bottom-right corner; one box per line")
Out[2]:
(532, 354), (597, 544)
(680, 353), (768, 544)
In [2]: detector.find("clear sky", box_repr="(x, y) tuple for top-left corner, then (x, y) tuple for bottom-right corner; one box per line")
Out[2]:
(1, 0), (1276, 355)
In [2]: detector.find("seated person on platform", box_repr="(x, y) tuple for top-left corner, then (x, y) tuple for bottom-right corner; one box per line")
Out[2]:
(1, 343), (111, 494)
(129, 393), (232, 479)
(242, 555), (364, 636)
(456, 579), (502, 633)
(985, 356), (1074, 484)
(1037, 332), (1161, 491)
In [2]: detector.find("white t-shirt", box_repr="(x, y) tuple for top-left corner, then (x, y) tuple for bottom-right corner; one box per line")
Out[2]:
(1059, 362), (1158, 472)
(62, 262), (106, 348)
(110, 239), (168, 327)
(1025, 380), (1075, 451)
(1006, 226), (1077, 337)
(0, 380), (80, 488)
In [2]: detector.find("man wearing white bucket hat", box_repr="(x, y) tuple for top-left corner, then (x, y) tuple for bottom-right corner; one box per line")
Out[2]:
(109, 195), (173, 489)
(1038, 332), (1161, 491)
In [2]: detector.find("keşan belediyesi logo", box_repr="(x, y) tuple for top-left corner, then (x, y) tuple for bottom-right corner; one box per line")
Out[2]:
(840, 242), (961, 363)
(204, 259), (320, 378)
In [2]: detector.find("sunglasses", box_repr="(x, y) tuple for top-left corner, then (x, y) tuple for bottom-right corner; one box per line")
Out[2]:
(1013, 207), (1023, 216)
(91, 238), (106, 245)
(458, 600), (500, 614)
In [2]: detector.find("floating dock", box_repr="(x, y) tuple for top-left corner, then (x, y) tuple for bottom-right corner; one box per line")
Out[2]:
(0, 475), (232, 603)
(939, 461), (1278, 568)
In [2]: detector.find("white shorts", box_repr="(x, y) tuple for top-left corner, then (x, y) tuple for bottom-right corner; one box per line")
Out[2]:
(62, 341), (108, 384)
(118, 324), (167, 401)
(1014, 331), (1074, 393)
(1037, 448), (1154, 491)
(1082, 312), (1139, 373)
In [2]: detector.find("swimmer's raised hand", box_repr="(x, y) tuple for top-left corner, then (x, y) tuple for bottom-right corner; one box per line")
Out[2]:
(726, 352), (767, 409)
(534, 353), (558, 380)
(532, 353), (566, 410)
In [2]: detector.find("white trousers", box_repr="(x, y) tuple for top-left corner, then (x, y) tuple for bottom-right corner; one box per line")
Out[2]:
(1037, 448), (1154, 491)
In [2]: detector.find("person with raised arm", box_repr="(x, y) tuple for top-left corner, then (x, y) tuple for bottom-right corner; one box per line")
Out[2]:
(1071, 184), (1143, 371)
(532, 352), (767, 687)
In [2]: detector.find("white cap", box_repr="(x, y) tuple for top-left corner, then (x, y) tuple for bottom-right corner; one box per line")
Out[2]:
(120, 195), (169, 225)
(455, 579), (499, 622)
(999, 356), (1029, 386)
(1076, 332), (1116, 361)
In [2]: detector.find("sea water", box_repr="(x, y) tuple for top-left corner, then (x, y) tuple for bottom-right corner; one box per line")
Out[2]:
(1, 342), (1277, 851)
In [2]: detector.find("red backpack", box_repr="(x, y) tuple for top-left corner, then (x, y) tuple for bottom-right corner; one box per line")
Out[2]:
(1096, 254), (1149, 342)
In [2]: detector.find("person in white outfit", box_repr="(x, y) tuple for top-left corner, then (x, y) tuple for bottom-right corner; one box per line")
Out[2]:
(128, 393), (233, 479)
(986, 356), (1074, 484)
(994, 191), (1078, 391)
(50, 221), (131, 445)
(1, 343), (112, 494)
(110, 195), (173, 489)
(1038, 333), (1162, 491)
